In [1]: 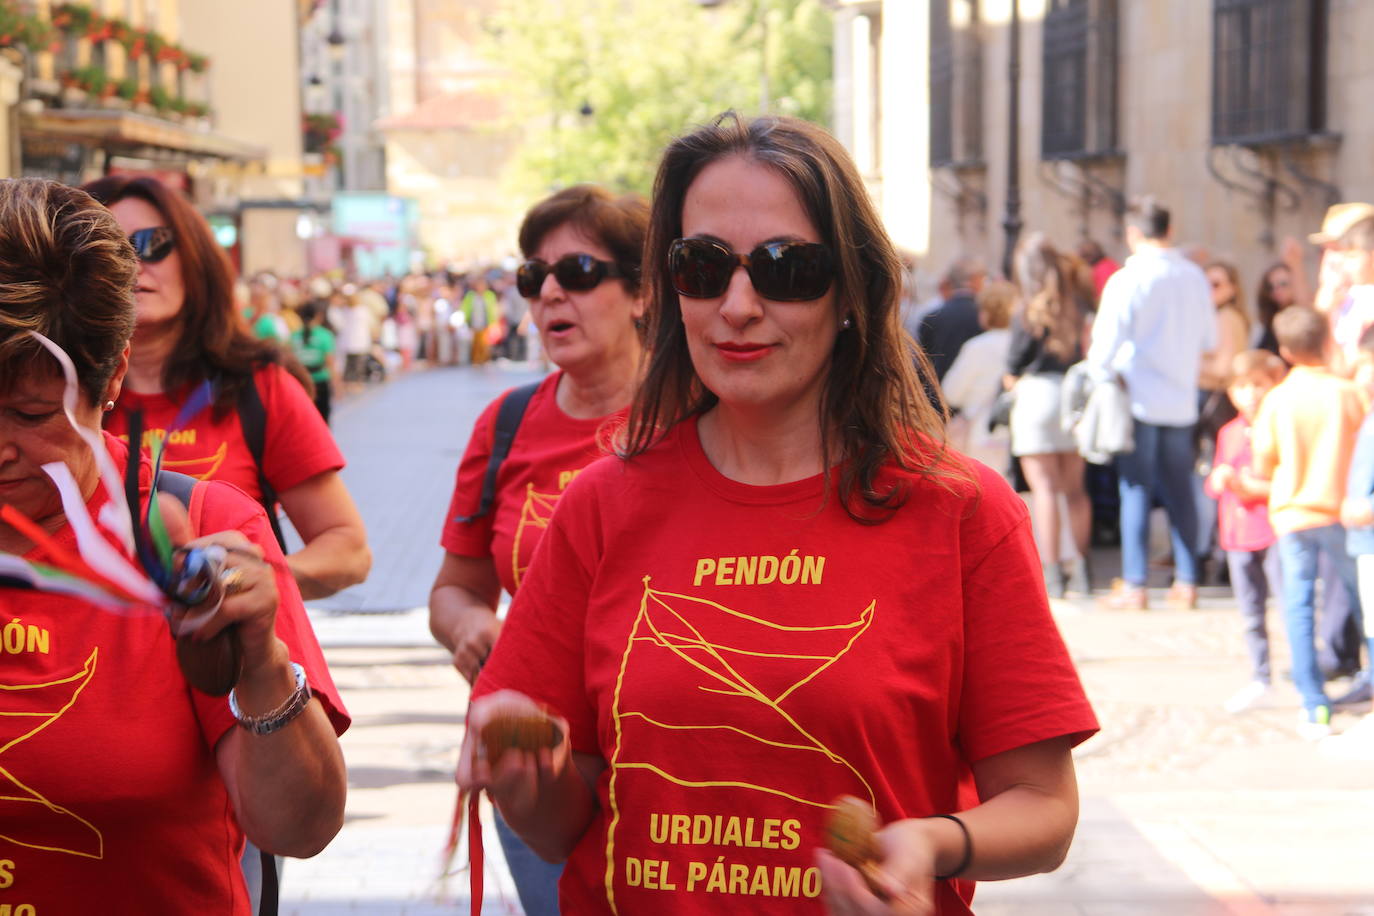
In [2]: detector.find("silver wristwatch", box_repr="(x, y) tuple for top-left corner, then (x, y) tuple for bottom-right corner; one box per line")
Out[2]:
(228, 662), (312, 735)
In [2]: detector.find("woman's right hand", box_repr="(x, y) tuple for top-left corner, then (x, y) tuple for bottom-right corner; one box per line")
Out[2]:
(449, 607), (502, 685)
(457, 689), (572, 822)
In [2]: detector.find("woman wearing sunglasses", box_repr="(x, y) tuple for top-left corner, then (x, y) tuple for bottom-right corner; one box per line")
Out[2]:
(0, 178), (347, 912)
(430, 184), (648, 915)
(81, 175), (370, 601)
(458, 114), (1098, 915)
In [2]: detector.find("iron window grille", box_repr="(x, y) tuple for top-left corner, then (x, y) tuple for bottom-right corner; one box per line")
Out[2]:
(930, 0), (983, 168)
(1041, 0), (1119, 159)
(1212, 0), (1328, 145)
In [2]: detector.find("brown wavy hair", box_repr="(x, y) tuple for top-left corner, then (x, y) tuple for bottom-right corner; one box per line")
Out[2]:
(0, 179), (136, 403)
(1014, 233), (1085, 363)
(1257, 261), (1291, 338)
(622, 112), (967, 523)
(81, 175), (308, 413)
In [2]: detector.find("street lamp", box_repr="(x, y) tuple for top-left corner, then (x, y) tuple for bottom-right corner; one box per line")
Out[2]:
(326, 26), (346, 61)
(1001, 0), (1023, 280)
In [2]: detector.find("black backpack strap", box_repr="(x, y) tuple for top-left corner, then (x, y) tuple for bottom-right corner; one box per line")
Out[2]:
(453, 381), (541, 524)
(234, 374), (288, 552)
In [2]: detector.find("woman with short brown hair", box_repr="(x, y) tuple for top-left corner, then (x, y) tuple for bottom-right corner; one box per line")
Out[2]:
(0, 177), (347, 912)
(430, 183), (648, 915)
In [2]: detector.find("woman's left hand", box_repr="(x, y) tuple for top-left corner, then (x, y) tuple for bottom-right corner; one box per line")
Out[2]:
(817, 818), (940, 916)
(158, 493), (283, 671)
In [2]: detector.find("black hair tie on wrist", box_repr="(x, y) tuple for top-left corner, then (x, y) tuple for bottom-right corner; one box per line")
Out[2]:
(930, 813), (973, 880)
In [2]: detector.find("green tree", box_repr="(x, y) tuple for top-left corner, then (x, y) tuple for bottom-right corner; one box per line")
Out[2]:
(481, 0), (832, 201)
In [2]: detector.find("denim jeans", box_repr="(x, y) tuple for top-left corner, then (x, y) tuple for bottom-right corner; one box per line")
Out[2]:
(1226, 547), (1279, 683)
(1276, 524), (1367, 712)
(1116, 419), (1200, 586)
(494, 808), (563, 916)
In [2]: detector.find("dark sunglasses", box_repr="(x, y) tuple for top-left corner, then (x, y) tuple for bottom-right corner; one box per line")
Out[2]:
(130, 226), (176, 263)
(668, 237), (835, 302)
(516, 254), (627, 299)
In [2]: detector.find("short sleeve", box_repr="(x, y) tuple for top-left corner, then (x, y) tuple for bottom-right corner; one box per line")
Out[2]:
(259, 365), (345, 493)
(472, 476), (601, 755)
(955, 468), (1099, 762)
(439, 393), (504, 557)
(189, 479), (351, 748)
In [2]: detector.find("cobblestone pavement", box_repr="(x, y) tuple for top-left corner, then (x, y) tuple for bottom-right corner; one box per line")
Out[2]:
(290, 364), (1374, 914)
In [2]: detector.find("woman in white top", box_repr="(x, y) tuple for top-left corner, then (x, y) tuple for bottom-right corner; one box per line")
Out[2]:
(941, 280), (1016, 474)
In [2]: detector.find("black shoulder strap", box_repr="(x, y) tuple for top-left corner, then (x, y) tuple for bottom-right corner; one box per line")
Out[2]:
(234, 375), (287, 551)
(155, 466), (282, 914)
(453, 380), (541, 524)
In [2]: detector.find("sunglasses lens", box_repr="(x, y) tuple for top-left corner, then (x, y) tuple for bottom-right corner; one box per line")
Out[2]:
(552, 254), (606, 292)
(516, 260), (548, 298)
(131, 227), (175, 263)
(670, 239), (733, 298)
(751, 243), (834, 301)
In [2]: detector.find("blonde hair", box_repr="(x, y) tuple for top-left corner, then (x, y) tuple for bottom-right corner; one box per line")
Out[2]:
(1230, 348), (1286, 386)
(976, 280), (1017, 330)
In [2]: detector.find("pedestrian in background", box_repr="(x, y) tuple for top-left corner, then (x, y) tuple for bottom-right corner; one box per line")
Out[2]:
(431, 184), (649, 916)
(1077, 237), (1119, 304)
(291, 299), (338, 425)
(459, 113), (1097, 916)
(1331, 342), (1374, 753)
(1006, 234), (1094, 598)
(1089, 196), (1216, 610)
(1196, 260), (1249, 579)
(1251, 307), (1370, 738)
(84, 175), (371, 601)
(1255, 241), (1309, 354)
(1205, 349), (1286, 713)
(941, 279), (1016, 473)
(917, 255), (987, 382)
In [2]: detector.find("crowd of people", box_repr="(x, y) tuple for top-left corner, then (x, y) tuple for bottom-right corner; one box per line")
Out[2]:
(236, 262), (544, 419)
(2, 108), (1372, 916)
(910, 197), (1374, 746)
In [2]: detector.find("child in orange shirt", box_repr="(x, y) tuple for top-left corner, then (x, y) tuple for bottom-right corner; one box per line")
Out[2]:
(1252, 308), (1371, 737)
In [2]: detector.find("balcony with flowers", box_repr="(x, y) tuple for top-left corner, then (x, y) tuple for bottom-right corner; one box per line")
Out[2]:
(0, 0), (261, 175)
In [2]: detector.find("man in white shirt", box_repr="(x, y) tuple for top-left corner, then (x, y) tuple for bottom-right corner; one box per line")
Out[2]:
(1088, 197), (1218, 609)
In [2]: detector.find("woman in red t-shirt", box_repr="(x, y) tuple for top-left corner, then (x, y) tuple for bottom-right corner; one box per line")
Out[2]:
(0, 178), (347, 913)
(430, 185), (648, 914)
(82, 175), (370, 601)
(459, 116), (1099, 915)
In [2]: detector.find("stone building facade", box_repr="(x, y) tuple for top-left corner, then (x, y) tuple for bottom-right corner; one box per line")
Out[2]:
(832, 0), (1374, 300)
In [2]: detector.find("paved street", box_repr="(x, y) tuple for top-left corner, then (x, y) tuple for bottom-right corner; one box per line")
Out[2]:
(288, 364), (1374, 915)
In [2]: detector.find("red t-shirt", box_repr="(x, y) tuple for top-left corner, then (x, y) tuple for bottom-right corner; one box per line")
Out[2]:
(475, 416), (1099, 915)
(441, 372), (622, 596)
(1205, 416), (1277, 552)
(105, 365), (345, 503)
(0, 435), (348, 914)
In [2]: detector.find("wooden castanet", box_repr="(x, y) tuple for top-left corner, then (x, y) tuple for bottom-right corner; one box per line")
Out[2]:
(825, 795), (890, 900)
(479, 710), (564, 764)
(175, 627), (243, 696)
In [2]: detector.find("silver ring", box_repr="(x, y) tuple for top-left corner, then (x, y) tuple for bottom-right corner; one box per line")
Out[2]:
(218, 565), (247, 595)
